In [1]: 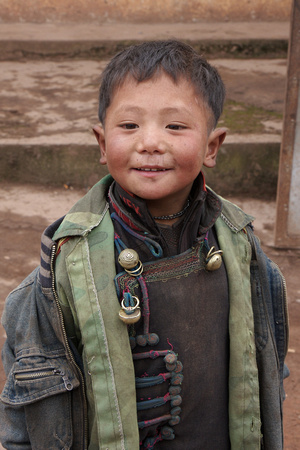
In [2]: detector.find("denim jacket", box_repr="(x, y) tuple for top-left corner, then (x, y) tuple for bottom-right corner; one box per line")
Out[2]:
(0, 177), (288, 449)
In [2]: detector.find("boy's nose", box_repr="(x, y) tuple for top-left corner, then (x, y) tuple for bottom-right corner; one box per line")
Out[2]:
(137, 128), (166, 154)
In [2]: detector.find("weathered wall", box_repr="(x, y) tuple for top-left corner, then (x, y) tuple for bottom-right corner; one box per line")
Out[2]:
(0, 0), (292, 23)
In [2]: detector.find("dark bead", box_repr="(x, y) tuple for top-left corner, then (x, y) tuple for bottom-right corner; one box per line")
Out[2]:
(166, 362), (177, 372)
(171, 406), (181, 416)
(174, 361), (183, 373)
(170, 395), (182, 407)
(169, 416), (180, 426)
(171, 373), (184, 385)
(164, 352), (177, 365)
(161, 426), (175, 440)
(169, 386), (181, 395)
(147, 333), (159, 345)
(136, 335), (147, 346)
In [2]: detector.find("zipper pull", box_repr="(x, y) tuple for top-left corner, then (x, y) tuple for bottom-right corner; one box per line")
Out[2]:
(62, 375), (73, 391)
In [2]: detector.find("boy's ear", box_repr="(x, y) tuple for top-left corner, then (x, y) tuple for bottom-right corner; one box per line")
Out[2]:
(92, 124), (107, 165)
(203, 127), (227, 168)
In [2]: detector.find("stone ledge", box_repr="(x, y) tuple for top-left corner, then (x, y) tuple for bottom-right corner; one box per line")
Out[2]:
(0, 22), (289, 60)
(0, 22), (289, 41)
(0, 140), (280, 198)
(0, 39), (288, 61)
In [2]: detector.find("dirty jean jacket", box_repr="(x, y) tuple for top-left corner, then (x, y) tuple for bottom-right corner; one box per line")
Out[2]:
(0, 177), (289, 449)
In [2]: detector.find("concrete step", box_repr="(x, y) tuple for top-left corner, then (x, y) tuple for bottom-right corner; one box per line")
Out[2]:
(0, 25), (288, 197)
(0, 58), (284, 196)
(0, 135), (281, 198)
(0, 22), (289, 60)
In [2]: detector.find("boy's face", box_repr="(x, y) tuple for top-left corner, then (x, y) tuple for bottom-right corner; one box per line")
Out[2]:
(94, 74), (226, 216)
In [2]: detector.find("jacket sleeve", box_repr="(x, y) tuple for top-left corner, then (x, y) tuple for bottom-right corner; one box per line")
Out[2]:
(0, 271), (37, 448)
(1, 342), (31, 448)
(0, 366), (31, 449)
(247, 227), (289, 376)
(247, 228), (289, 449)
(0, 267), (81, 449)
(0, 402), (31, 449)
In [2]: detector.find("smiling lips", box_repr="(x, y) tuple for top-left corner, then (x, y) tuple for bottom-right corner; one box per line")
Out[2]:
(135, 167), (169, 172)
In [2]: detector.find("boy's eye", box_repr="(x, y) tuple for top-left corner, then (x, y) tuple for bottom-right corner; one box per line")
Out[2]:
(166, 124), (186, 130)
(120, 123), (138, 129)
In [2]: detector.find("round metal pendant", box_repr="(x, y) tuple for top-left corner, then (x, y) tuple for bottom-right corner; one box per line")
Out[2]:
(118, 249), (139, 269)
(119, 308), (141, 324)
(205, 246), (223, 271)
(119, 295), (141, 324)
(206, 253), (223, 271)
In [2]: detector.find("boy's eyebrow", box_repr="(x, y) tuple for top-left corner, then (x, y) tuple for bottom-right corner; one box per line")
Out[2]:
(116, 105), (143, 114)
(115, 105), (194, 116)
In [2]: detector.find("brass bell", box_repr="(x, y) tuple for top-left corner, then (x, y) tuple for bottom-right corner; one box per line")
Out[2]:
(118, 249), (139, 269)
(119, 295), (141, 324)
(206, 246), (223, 271)
(119, 308), (141, 324)
(118, 249), (143, 276)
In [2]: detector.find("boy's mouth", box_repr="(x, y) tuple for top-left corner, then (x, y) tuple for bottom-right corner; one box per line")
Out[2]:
(135, 167), (168, 172)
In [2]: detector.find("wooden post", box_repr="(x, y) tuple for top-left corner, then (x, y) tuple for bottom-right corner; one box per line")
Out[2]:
(275, 0), (300, 248)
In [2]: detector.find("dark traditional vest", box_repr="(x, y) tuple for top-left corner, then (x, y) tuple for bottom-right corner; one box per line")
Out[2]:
(109, 177), (230, 449)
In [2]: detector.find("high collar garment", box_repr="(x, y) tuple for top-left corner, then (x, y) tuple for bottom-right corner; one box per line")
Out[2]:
(108, 173), (223, 260)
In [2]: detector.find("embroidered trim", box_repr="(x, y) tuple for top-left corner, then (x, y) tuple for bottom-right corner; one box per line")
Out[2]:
(116, 241), (205, 295)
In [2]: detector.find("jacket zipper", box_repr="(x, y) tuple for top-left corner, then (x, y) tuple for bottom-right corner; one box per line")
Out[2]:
(50, 244), (89, 449)
(15, 369), (73, 390)
(15, 368), (61, 380)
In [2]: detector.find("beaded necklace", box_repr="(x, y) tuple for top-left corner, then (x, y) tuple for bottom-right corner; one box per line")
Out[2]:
(153, 200), (190, 220)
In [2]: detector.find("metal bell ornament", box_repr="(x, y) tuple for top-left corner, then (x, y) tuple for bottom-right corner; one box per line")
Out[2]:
(119, 293), (141, 324)
(118, 248), (143, 276)
(205, 246), (223, 271)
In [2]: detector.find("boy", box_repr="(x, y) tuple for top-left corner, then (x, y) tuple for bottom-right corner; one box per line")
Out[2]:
(0, 40), (288, 449)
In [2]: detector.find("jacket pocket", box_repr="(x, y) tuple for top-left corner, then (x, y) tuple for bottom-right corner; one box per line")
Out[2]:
(1, 355), (80, 449)
(1, 354), (80, 406)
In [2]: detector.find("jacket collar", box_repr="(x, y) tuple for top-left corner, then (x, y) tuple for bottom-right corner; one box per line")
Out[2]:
(213, 191), (255, 233)
(39, 176), (113, 289)
(39, 176), (254, 289)
(52, 175), (113, 241)
(49, 175), (254, 241)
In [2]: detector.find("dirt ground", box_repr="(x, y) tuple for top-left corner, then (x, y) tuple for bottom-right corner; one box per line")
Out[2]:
(0, 183), (300, 448)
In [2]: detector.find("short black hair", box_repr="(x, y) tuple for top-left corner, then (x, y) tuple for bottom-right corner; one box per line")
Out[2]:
(98, 40), (225, 129)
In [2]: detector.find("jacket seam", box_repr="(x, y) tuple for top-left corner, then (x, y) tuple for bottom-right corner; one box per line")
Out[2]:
(220, 212), (240, 233)
(83, 236), (126, 449)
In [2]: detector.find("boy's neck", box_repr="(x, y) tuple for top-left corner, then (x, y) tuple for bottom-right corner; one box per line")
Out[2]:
(150, 199), (191, 225)
(109, 174), (207, 228)
(146, 189), (193, 225)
